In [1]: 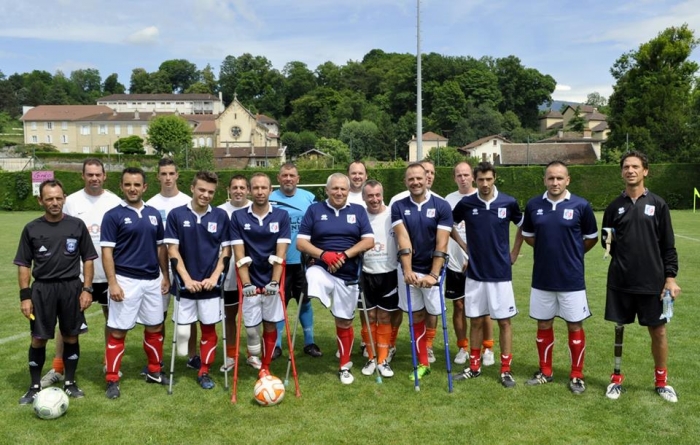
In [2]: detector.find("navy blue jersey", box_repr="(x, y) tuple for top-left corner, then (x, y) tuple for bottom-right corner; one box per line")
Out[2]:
(391, 191), (453, 275)
(452, 188), (522, 282)
(298, 200), (373, 282)
(270, 188), (315, 265)
(231, 205), (291, 288)
(165, 203), (232, 298)
(522, 191), (598, 291)
(100, 202), (164, 280)
(14, 214), (98, 280)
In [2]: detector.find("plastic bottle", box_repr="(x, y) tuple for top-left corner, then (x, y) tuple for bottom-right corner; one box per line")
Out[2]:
(661, 290), (674, 321)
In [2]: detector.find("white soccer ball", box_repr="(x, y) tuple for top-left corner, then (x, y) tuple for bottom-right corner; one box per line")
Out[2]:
(253, 375), (285, 406)
(33, 387), (69, 420)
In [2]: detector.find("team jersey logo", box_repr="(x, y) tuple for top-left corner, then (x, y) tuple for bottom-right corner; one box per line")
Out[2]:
(183, 220), (191, 228)
(244, 223), (251, 231)
(563, 209), (574, 220)
(498, 208), (507, 219)
(536, 209), (544, 216)
(149, 215), (158, 226)
(618, 207), (625, 215)
(207, 222), (218, 233)
(472, 208), (478, 215)
(404, 209), (411, 216)
(124, 217), (132, 225)
(373, 242), (384, 252)
(347, 214), (356, 224)
(269, 222), (279, 233)
(321, 214), (328, 221)
(644, 205), (655, 216)
(426, 208), (435, 218)
(65, 238), (77, 254)
(89, 223), (100, 234)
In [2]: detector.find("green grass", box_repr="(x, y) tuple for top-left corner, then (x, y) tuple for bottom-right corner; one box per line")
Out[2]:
(1, 211), (699, 445)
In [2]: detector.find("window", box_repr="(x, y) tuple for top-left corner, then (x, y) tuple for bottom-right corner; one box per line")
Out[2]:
(127, 125), (133, 135)
(114, 124), (121, 135)
(206, 137), (212, 147)
(492, 139), (497, 146)
(31, 135), (38, 143)
(45, 122), (53, 130)
(99, 146), (108, 153)
(141, 125), (148, 135)
(82, 146), (90, 154)
(61, 135), (68, 144)
(80, 125), (90, 135)
(46, 135), (52, 143)
(31, 122), (37, 130)
(198, 137), (205, 147)
(61, 121), (68, 130)
(98, 124), (107, 135)
(256, 160), (267, 167)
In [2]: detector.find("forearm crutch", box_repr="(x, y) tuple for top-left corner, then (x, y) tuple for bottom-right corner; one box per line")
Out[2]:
(168, 258), (180, 396)
(284, 257), (307, 388)
(349, 256), (382, 384)
(437, 263), (453, 393)
(231, 273), (244, 404)
(219, 257), (231, 390)
(279, 263), (301, 398)
(406, 282), (420, 391)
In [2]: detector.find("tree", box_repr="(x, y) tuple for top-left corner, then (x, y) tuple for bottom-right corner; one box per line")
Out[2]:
(70, 68), (102, 103)
(176, 146), (214, 171)
(114, 135), (145, 154)
(339, 120), (379, 160)
(585, 91), (608, 109)
(494, 56), (556, 128)
(429, 80), (467, 132)
(146, 115), (193, 155)
(129, 68), (151, 94)
(567, 106), (586, 132)
(283, 61), (317, 114)
(607, 24), (699, 162)
(425, 146), (466, 167)
(158, 59), (199, 93)
(280, 131), (302, 158)
(316, 137), (350, 167)
(103, 73), (126, 95)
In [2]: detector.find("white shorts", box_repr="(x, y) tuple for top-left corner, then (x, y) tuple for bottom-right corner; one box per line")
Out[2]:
(397, 266), (443, 316)
(464, 278), (517, 320)
(306, 265), (358, 320)
(241, 292), (284, 327)
(174, 297), (222, 325)
(529, 288), (591, 323)
(107, 275), (164, 330)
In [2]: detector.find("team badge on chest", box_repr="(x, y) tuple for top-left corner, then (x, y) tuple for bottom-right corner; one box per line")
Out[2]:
(269, 222), (279, 233)
(644, 205), (655, 216)
(65, 238), (77, 254)
(426, 208), (435, 218)
(498, 208), (507, 219)
(149, 215), (158, 226)
(347, 214), (356, 224)
(207, 222), (218, 233)
(563, 209), (574, 220)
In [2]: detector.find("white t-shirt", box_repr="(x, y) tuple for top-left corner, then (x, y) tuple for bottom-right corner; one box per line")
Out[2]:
(218, 200), (252, 291)
(445, 190), (475, 272)
(146, 192), (191, 227)
(363, 206), (398, 274)
(64, 189), (122, 282)
(347, 191), (366, 207)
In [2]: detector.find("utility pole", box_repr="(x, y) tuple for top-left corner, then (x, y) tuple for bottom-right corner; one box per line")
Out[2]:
(416, 0), (423, 161)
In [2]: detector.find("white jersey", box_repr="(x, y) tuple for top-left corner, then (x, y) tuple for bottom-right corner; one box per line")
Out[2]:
(445, 190), (475, 272)
(363, 206), (398, 274)
(347, 191), (366, 207)
(64, 189), (122, 283)
(218, 200), (252, 291)
(146, 192), (191, 227)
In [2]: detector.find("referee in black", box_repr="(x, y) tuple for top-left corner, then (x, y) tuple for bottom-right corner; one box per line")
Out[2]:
(14, 179), (97, 405)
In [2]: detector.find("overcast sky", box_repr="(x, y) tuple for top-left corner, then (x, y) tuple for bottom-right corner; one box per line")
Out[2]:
(2, 0), (699, 103)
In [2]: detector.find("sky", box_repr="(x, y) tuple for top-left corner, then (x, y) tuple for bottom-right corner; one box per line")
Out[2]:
(1, 0), (700, 104)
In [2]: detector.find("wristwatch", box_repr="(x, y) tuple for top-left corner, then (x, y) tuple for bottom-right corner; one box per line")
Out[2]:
(82, 286), (94, 294)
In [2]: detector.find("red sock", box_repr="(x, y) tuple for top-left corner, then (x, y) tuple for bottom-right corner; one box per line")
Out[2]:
(425, 327), (436, 350)
(536, 328), (554, 376)
(52, 357), (65, 374)
(611, 373), (624, 385)
(336, 326), (354, 368)
(105, 334), (125, 382)
(500, 354), (512, 373)
(261, 329), (277, 371)
(143, 331), (164, 374)
(655, 367), (668, 388)
(568, 329), (586, 379)
(469, 348), (482, 371)
(413, 320), (428, 366)
(199, 324), (218, 376)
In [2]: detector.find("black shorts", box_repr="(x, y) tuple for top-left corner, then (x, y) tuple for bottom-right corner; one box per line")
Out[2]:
(284, 264), (308, 305)
(359, 271), (399, 311)
(92, 282), (109, 306)
(605, 288), (665, 327)
(224, 289), (240, 306)
(31, 279), (88, 339)
(445, 269), (466, 300)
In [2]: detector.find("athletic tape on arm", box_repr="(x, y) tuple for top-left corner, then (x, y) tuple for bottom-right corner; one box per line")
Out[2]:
(236, 256), (252, 268)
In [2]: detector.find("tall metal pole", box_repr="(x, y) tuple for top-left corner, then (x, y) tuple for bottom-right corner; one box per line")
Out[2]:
(416, 0), (423, 161)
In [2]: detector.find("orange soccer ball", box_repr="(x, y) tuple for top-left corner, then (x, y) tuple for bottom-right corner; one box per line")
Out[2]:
(253, 375), (285, 406)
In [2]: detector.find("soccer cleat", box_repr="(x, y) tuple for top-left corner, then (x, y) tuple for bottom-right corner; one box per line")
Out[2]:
(272, 346), (282, 361)
(338, 366), (354, 385)
(454, 348), (469, 365)
(409, 364), (431, 381)
(360, 342), (368, 358)
(361, 359), (377, 376)
(186, 355), (201, 370)
(455, 367), (481, 381)
(197, 373), (215, 390)
(246, 355), (262, 370)
(19, 384), (41, 405)
(140, 363), (163, 376)
(387, 346), (397, 363)
(63, 381), (85, 398)
(482, 348), (495, 367)
(500, 372), (516, 388)
(40, 368), (64, 388)
(605, 383), (624, 400)
(427, 348), (436, 364)
(656, 385), (678, 403)
(526, 370), (553, 386)
(219, 356), (235, 372)
(569, 378), (586, 395)
(105, 381), (121, 399)
(145, 371), (170, 385)
(303, 343), (323, 358)
(378, 361), (394, 378)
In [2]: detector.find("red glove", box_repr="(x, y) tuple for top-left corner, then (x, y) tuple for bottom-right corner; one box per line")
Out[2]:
(320, 251), (347, 267)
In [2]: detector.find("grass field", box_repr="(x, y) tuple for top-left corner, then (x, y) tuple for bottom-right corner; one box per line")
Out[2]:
(1, 211), (698, 445)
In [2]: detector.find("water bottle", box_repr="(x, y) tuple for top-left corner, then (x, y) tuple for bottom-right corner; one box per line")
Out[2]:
(661, 290), (674, 321)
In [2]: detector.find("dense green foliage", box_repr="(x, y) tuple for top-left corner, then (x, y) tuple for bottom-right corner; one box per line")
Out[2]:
(113, 135), (145, 155)
(146, 115), (193, 155)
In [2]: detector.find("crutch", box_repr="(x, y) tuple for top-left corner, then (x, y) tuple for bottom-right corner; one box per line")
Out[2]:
(437, 262), (453, 393)
(347, 256), (382, 384)
(279, 262), (301, 398)
(405, 281), (420, 391)
(284, 257), (306, 388)
(168, 258), (181, 395)
(231, 272), (245, 404)
(219, 257), (231, 390)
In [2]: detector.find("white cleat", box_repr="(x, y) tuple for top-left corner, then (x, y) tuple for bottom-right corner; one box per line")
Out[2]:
(427, 348), (436, 364)
(605, 382), (623, 400)
(482, 348), (495, 367)
(338, 362), (354, 385)
(219, 357), (235, 372)
(40, 369), (64, 388)
(246, 355), (262, 370)
(378, 361), (394, 378)
(361, 359), (377, 376)
(454, 348), (469, 365)
(656, 385), (678, 403)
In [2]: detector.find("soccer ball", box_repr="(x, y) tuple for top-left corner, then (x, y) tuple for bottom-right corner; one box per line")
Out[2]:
(33, 387), (69, 420)
(253, 375), (285, 406)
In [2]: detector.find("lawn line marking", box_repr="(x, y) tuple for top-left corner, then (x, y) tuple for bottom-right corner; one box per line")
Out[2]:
(676, 234), (700, 242)
(0, 308), (102, 345)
